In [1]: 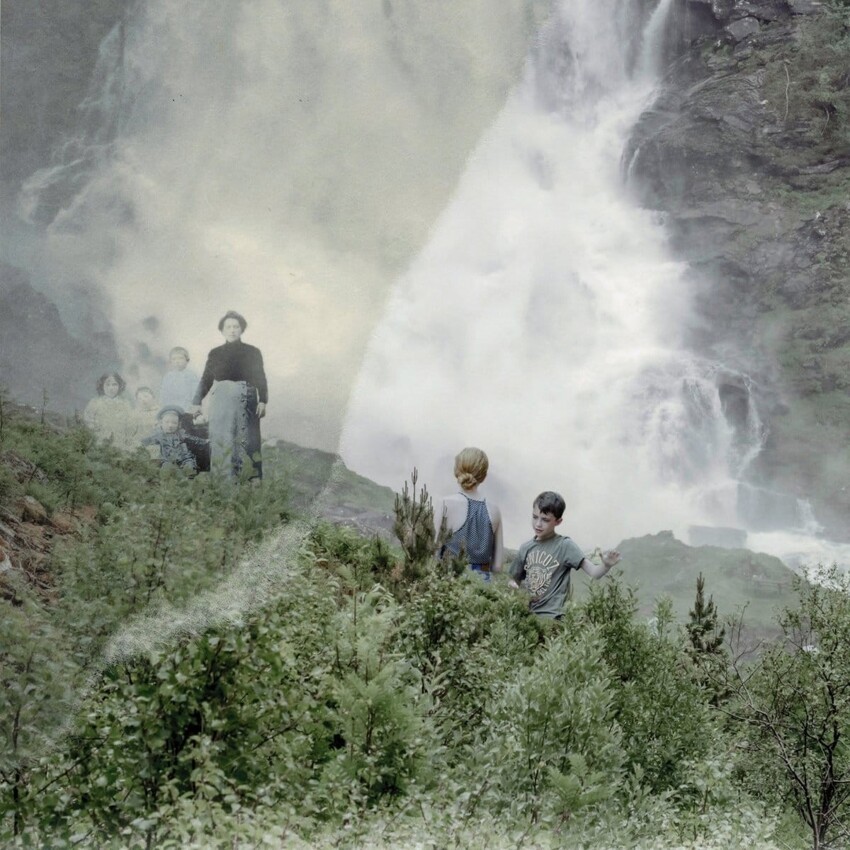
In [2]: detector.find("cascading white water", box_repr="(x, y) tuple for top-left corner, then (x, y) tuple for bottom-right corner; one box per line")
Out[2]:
(340, 0), (767, 547)
(637, 0), (677, 79)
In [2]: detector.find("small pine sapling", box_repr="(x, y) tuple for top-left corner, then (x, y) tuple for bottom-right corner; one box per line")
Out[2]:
(687, 572), (726, 658)
(393, 469), (438, 584)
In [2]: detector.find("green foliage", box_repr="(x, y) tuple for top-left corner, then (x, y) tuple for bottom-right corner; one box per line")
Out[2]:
(392, 468), (442, 585)
(317, 585), (433, 815)
(397, 567), (542, 751)
(0, 417), (812, 848)
(581, 578), (715, 795)
(0, 408), (293, 844)
(482, 619), (624, 826)
(687, 573), (725, 658)
(0, 463), (17, 505)
(727, 568), (850, 849)
(11, 560), (440, 846)
(0, 593), (77, 839)
(686, 573), (729, 704)
(762, 6), (850, 157)
(52, 463), (290, 670)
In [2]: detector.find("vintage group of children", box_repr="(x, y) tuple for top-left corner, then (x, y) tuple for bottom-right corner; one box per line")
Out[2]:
(438, 447), (621, 619)
(82, 346), (208, 473)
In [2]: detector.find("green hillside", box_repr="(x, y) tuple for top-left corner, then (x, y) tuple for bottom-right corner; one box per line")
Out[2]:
(572, 531), (800, 638)
(3, 398), (850, 849)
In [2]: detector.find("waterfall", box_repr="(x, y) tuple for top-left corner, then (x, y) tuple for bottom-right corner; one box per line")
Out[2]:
(14, 0), (845, 565)
(637, 0), (677, 79)
(341, 0), (766, 546)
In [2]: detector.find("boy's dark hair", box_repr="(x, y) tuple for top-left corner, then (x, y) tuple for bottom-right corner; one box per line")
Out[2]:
(534, 491), (566, 519)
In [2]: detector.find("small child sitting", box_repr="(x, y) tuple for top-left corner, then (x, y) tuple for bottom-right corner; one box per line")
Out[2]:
(141, 406), (208, 474)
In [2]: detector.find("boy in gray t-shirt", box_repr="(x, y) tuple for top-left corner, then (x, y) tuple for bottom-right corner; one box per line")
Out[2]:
(510, 491), (621, 619)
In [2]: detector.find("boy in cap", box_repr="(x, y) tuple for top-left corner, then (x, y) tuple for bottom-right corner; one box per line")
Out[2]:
(141, 405), (208, 474)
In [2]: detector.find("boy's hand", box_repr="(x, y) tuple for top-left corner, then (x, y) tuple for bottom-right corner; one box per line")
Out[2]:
(256, 402), (266, 418)
(601, 549), (621, 568)
(507, 579), (519, 589)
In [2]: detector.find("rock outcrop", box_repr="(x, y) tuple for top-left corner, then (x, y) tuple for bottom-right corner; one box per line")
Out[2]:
(629, 0), (850, 537)
(0, 262), (120, 413)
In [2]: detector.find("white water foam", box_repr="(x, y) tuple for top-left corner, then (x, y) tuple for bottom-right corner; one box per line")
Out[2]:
(341, 0), (744, 548)
(342, 0), (850, 572)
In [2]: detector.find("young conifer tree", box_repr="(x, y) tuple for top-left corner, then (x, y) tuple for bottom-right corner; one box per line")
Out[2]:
(392, 469), (467, 588)
(393, 469), (437, 583)
(687, 572), (725, 658)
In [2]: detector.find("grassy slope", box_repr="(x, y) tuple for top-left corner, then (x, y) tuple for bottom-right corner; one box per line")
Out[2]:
(277, 438), (801, 637)
(0, 401), (813, 849)
(0, 396), (799, 646)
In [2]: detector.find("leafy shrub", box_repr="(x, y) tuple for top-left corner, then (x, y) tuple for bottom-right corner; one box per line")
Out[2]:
(478, 617), (624, 827)
(0, 594), (77, 841)
(24, 570), (334, 843)
(396, 567), (542, 752)
(726, 568), (850, 849)
(315, 585), (435, 816)
(0, 416), (810, 848)
(580, 579), (715, 795)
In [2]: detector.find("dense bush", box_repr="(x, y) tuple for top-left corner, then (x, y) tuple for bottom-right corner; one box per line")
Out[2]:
(0, 407), (292, 844)
(726, 569), (850, 849)
(0, 411), (839, 849)
(581, 580), (715, 794)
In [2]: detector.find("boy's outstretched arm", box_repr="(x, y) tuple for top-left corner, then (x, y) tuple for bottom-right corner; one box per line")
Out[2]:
(579, 549), (621, 579)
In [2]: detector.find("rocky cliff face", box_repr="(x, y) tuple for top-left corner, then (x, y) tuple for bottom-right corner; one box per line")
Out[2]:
(0, 263), (119, 413)
(629, 0), (850, 538)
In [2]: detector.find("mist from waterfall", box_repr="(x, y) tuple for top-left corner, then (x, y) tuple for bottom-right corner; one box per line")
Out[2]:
(13, 0), (546, 449)
(341, 0), (766, 548)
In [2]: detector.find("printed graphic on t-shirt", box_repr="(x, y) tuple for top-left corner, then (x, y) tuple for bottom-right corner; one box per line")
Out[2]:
(525, 547), (561, 601)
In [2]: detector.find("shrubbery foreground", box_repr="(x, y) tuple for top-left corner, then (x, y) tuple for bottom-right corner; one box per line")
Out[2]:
(1, 407), (849, 848)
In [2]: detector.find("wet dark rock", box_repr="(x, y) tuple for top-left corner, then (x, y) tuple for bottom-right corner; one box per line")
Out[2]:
(634, 1), (850, 539)
(0, 262), (119, 413)
(727, 16), (762, 40)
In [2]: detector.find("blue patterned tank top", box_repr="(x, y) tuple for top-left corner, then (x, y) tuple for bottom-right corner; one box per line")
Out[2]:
(443, 495), (494, 565)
